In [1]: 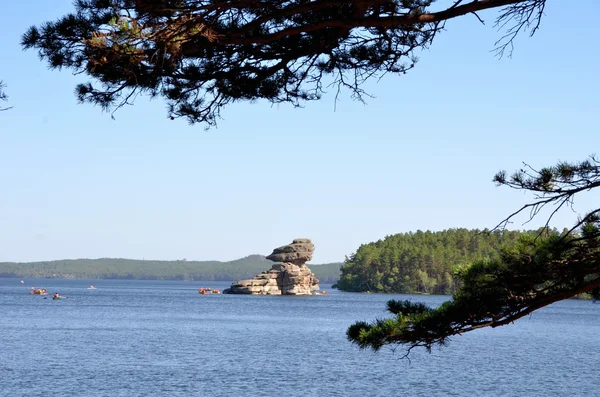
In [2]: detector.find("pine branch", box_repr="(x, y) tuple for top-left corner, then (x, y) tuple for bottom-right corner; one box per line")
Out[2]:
(22, 0), (545, 125)
(348, 155), (600, 354)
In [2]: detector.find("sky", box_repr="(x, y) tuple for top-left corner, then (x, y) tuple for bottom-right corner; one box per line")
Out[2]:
(0, 1), (598, 264)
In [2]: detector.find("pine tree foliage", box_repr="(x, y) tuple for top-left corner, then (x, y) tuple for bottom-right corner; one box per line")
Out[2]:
(21, 0), (545, 125)
(348, 156), (600, 353)
(0, 81), (11, 111)
(336, 228), (531, 294)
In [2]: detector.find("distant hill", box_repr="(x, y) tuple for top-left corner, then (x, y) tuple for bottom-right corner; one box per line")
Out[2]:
(0, 255), (342, 283)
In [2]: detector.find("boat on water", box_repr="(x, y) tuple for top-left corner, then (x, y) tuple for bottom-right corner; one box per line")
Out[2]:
(30, 288), (48, 295)
(198, 287), (221, 295)
(87, 285), (96, 290)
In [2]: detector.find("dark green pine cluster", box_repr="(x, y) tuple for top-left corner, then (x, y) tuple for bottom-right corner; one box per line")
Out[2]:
(335, 228), (534, 294)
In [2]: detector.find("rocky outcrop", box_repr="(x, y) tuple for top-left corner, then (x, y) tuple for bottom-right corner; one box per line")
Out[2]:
(266, 238), (314, 264)
(223, 238), (320, 295)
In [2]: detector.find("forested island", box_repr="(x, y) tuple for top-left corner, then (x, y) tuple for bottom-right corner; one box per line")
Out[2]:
(335, 228), (567, 294)
(0, 255), (342, 283)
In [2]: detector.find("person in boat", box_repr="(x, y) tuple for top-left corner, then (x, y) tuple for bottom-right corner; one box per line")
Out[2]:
(53, 292), (59, 299)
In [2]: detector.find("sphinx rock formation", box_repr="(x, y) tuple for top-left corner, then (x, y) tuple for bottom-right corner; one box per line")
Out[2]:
(223, 238), (320, 295)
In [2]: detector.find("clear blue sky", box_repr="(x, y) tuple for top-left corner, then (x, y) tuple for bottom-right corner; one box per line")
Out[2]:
(0, 1), (598, 263)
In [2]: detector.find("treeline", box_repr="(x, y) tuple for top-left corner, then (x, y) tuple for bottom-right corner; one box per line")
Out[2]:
(0, 255), (342, 283)
(335, 228), (565, 294)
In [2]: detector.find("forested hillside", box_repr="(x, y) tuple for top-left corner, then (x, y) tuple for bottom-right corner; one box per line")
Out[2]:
(0, 255), (342, 283)
(335, 228), (561, 294)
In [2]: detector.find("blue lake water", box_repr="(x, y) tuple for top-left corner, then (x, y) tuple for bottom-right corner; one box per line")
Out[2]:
(1, 278), (599, 396)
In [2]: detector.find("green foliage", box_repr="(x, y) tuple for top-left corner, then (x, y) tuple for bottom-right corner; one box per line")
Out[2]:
(347, 225), (600, 352)
(0, 255), (342, 283)
(21, 0), (545, 126)
(336, 228), (535, 294)
(347, 156), (600, 353)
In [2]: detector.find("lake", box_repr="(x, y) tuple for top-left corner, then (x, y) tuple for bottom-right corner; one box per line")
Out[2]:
(1, 278), (599, 396)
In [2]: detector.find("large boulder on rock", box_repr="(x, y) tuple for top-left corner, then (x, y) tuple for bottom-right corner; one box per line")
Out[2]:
(223, 238), (319, 295)
(266, 238), (314, 264)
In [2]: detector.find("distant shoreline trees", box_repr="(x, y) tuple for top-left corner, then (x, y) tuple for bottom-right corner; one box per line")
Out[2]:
(0, 255), (342, 283)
